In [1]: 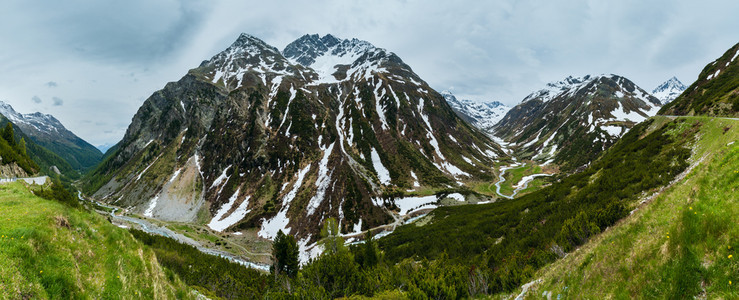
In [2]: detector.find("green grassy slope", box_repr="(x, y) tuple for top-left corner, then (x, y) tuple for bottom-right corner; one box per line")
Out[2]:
(378, 116), (700, 293)
(0, 182), (194, 299)
(509, 116), (738, 299)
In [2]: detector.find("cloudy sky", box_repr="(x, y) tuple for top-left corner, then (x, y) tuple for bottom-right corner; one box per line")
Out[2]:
(1, 0), (738, 146)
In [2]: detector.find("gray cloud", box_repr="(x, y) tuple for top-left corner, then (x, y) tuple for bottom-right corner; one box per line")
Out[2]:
(31, 96), (42, 104)
(46, 81), (57, 87)
(52, 97), (63, 106)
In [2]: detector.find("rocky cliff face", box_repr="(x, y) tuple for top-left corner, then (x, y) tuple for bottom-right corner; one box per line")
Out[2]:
(494, 74), (661, 171)
(86, 33), (506, 245)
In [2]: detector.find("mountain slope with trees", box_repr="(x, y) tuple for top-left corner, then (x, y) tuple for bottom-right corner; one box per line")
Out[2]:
(82, 33), (506, 246)
(660, 42), (739, 117)
(0, 102), (102, 172)
(494, 74), (661, 172)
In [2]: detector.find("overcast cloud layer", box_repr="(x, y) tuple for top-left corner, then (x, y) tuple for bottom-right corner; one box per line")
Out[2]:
(1, 0), (738, 146)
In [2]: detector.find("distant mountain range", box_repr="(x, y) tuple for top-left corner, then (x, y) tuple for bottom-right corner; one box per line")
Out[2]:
(0, 101), (102, 176)
(493, 74), (662, 171)
(96, 142), (117, 154)
(441, 91), (510, 133)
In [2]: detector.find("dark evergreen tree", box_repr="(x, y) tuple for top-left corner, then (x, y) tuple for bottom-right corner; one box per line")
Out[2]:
(362, 230), (378, 268)
(271, 230), (299, 278)
(2, 123), (14, 145)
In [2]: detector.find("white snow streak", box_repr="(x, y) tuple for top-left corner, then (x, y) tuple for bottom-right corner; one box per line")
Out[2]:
(259, 164), (312, 239)
(306, 142), (336, 215)
(371, 147), (391, 185)
(208, 188), (251, 232)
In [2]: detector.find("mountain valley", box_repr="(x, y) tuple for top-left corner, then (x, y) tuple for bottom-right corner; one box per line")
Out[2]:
(0, 23), (737, 299)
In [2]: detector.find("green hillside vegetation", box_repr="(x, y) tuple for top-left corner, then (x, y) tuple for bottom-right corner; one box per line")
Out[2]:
(26, 141), (79, 180)
(88, 115), (723, 299)
(510, 116), (738, 299)
(0, 182), (194, 299)
(0, 123), (38, 174)
(0, 117), (79, 180)
(660, 42), (739, 117)
(27, 134), (102, 172)
(378, 116), (696, 294)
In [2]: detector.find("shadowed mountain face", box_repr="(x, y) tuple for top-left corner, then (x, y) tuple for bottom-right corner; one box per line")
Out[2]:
(494, 74), (661, 172)
(84, 33), (506, 245)
(660, 42), (739, 117)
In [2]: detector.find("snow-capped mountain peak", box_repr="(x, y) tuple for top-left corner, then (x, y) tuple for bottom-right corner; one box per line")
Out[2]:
(203, 33), (296, 90)
(283, 34), (394, 84)
(230, 33), (281, 56)
(652, 76), (687, 105)
(0, 101), (64, 134)
(495, 74), (662, 170)
(441, 91), (510, 132)
(283, 34), (377, 67)
(523, 74), (660, 107)
(522, 75), (593, 103)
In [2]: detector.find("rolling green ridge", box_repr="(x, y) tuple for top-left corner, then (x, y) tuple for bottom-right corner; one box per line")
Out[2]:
(26, 134), (102, 173)
(0, 182), (194, 299)
(511, 116), (738, 299)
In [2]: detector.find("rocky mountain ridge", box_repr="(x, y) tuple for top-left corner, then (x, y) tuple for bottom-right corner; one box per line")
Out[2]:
(660, 42), (739, 117)
(494, 74), (661, 171)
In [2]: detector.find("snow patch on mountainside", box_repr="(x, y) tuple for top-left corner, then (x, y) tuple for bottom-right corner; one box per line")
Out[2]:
(259, 164), (312, 239)
(208, 188), (251, 232)
(370, 147), (391, 185)
(307, 142), (336, 215)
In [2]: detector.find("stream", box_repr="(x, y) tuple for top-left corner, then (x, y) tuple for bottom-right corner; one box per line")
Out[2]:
(494, 164), (552, 199)
(80, 192), (270, 272)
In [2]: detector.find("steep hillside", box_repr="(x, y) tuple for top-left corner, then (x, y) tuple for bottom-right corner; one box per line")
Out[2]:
(494, 74), (661, 171)
(0, 182), (194, 299)
(512, 116), (738, 299)
(0, 101), (102, 172)
(441, 91), (510, 133)
(660, 42), (739, 117)
(0, 121), (38, 176)
(652, 76), (687, 105)
(379, 116), (698, 294)
(82, 33), (505, 246)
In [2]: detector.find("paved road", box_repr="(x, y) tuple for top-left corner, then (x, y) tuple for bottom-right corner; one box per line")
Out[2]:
(0, 176), (48, 185)
(659, 115), (739, 121)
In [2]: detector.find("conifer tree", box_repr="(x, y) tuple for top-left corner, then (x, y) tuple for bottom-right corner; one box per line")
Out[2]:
(271, 230), (299, 278)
